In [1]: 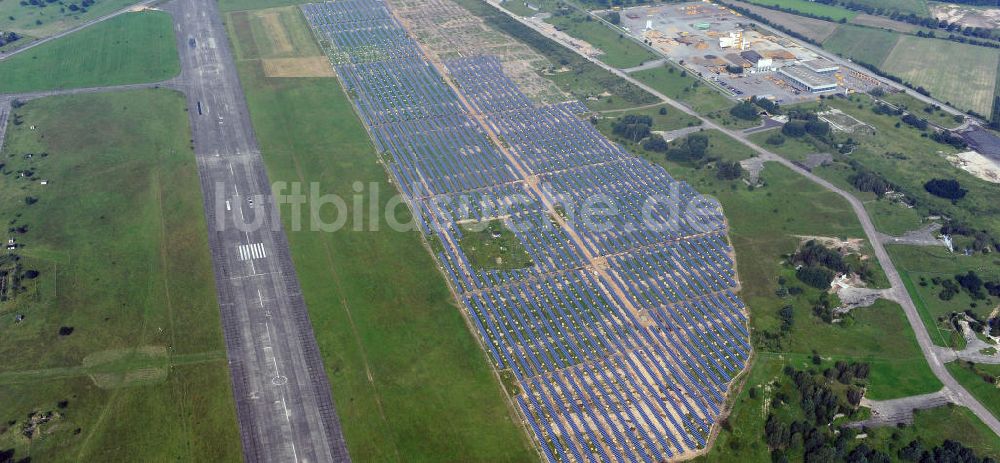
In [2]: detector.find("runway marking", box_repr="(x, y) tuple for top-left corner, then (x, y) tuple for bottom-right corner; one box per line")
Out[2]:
(238, 242), (267, 261)
(226, 271), (281, 281)
(281, 395), (291, 423)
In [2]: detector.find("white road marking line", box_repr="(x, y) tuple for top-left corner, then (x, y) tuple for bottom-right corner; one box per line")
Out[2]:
(238, 243), (267, 261)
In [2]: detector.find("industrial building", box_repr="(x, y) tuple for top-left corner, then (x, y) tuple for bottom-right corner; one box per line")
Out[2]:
(736, 50), (773, 72)
(802, 58), (839, 75)
(740, 50), (762, 64)
(779, 65), (838, 93)
(617, 2), (883, 103)
(719, 29), (747, 50)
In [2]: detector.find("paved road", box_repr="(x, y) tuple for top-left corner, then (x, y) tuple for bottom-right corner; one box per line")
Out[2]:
(848, 389), (955, 428)
(483, 0), (1000, 437)
(742, 118), (782, 134)
(0, 0), (158, 61)
(877, 223), (945, 247)
(935, 321), (1000, 365)
(164, 0), (350, 461)
(656, 125), (704, 142)
(0, 80), (179, 102)
(622, 58), (666, 73)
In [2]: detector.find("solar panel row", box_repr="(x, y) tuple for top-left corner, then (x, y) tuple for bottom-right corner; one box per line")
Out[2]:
(302, 1), (751, 460)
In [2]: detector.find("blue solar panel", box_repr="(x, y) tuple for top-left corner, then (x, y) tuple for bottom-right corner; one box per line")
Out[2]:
(302, 1), (752, 459)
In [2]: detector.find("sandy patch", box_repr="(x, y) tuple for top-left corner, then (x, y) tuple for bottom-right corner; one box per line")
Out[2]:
(946, 150), (1000, 184)
(262, 57), (336, 78)
(794, 235), (865, 254)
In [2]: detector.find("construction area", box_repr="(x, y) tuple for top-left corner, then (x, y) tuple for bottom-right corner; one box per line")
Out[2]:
(618, 2), (883, 104)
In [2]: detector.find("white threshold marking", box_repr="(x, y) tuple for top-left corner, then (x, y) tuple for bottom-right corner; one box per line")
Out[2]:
(238, 242), (267, 261)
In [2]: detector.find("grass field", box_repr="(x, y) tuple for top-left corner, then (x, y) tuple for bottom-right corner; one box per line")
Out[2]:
(753, 96), (1000, 350)
(880, 91), (964, 129)
(226, 7), (537, 461)
(544, 12), (657, 69)
(947, 362), (1000, 426)
(702, 364), (998, 463)
(0, 90), (240, 461)
(0, 11), (178, 93)
(822, 24), (900, 67)
(781, 95), (1000, 238)
(864, 198), (925, 236)
(597, 102), (701, 131)
(743, 0), (857, 21)
(882, 36), (1000, 115)
(0, 0), (139, 44)
(218, 0), (310, 12)
(852, 0), (929, 16)
(889, 245), (1000, 346)
(631, 65), (733, 114)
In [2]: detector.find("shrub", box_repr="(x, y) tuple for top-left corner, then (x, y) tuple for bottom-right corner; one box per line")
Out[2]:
(765, 133), (785, 146)
(729, 101), (759, 121)
(924, 178), (966, 200)
(796, 265), (834, 289)
(716, 160), (744, 180)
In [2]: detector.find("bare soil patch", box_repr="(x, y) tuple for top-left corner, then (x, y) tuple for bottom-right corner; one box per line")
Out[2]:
(728, 0), (839, 43)
(262, 57), (336, 78)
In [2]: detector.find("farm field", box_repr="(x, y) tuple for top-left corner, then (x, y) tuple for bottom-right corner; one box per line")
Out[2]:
(881, 35), (999, 115)
(743, 0), (857, 21)
(821, 24), (900, 67)
(856, 0), (930, 17)
(727, 0), (840, 42)
(226, 6), (536, 461)
(849, 13), (920, 33)
(0, 0), (139, 45)
(0, 90), (240, 461)
(0, 11), (179, 93)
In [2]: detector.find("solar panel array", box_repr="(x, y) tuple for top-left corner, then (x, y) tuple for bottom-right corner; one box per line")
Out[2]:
(303, 1), (751, 460)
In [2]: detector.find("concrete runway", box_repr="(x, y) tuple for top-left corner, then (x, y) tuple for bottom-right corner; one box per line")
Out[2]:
(163, 0), (350, 461)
